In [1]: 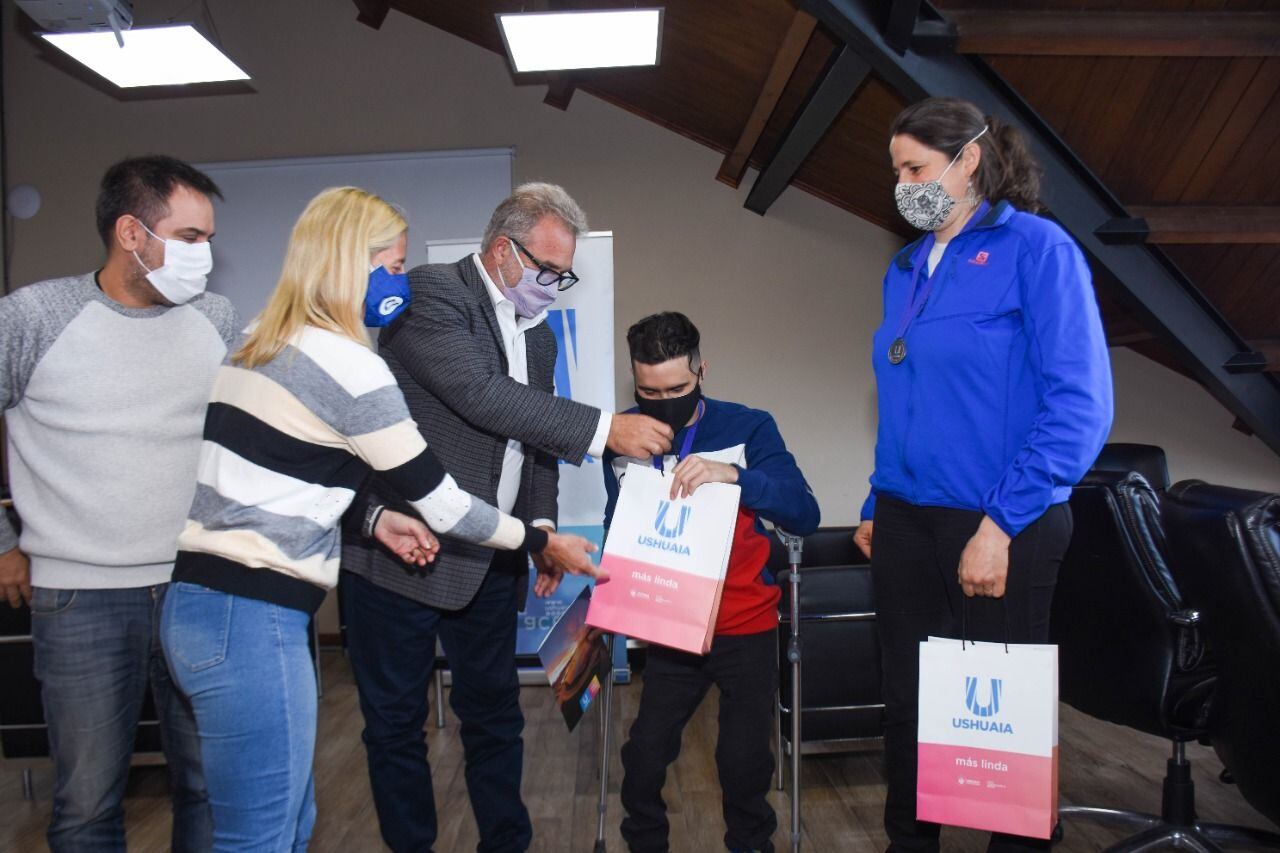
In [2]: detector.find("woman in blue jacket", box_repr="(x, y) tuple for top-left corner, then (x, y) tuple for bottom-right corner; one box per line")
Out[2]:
(854, 98), (1114, 852)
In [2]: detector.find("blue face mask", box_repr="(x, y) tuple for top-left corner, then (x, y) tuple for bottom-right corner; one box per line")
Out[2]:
(365, 265), (410, 326)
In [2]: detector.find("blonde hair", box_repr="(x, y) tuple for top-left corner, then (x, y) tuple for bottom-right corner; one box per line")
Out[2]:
(234, 186), (407, 368)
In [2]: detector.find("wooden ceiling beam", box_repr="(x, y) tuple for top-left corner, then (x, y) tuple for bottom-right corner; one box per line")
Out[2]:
(716, 10), (817, 190)
(940, 10), (1280, 57)
(352, 0), (390, 30)
(1097, 207), (1280, 245)
(744, 45), (871, 214)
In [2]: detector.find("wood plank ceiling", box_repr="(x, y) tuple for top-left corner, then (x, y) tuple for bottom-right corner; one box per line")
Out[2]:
(384, 0), (1279, 406)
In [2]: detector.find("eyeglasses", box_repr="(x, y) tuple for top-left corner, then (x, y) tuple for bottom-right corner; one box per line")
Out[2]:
(510, 237), (580, 291)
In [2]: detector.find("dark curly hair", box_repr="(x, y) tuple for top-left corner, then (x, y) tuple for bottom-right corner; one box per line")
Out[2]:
(626, 311), (701, 368)
(889, 97), (1043, 212)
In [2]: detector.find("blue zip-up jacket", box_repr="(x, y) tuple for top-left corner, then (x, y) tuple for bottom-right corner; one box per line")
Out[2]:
(861, 200), (1114, 537)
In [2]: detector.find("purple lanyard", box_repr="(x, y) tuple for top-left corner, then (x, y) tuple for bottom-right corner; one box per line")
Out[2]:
(893, 200), (991, 342)
(893, 233), (938, 342)
(653, 400), (704, 471)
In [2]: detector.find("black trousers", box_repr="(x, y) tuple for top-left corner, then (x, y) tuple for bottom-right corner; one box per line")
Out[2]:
(620, 629), (779, 853)
(341, 564), (530, 853)
(872, 495), (1072, 853)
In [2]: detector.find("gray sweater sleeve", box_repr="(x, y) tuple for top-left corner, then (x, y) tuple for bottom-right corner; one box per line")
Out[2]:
(190, 292), (242, 347)
(0, 278), (93, 552)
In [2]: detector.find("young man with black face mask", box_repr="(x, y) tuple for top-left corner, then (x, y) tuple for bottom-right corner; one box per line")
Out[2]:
(604, 312), (820, 853)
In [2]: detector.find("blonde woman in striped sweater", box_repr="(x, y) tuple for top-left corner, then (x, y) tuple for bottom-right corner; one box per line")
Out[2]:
(159, 187), (600, 851)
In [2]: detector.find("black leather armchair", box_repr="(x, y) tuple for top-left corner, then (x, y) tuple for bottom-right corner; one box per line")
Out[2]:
(1091, 442), (1172, 490)
(1051, 445), (1277, 850)
(1163, 480), (1280, 839)
(768, 526), (881, 792)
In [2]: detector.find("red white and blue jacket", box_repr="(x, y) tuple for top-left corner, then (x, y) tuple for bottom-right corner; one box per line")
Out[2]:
(604, 397), (820, 635)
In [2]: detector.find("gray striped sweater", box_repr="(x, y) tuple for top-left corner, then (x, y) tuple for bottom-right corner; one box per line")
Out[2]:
(173, 325), (545, 613)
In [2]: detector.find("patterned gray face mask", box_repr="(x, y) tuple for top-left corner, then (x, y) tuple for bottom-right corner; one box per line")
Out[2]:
(894, 126), (987, 231)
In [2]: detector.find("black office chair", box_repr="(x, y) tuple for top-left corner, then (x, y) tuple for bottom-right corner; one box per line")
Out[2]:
(768, 526), (868, 576)
(768, 527), (882, 785)
(1163, 480), (1280, 843)
(1091, 442), (1172, 491)
(1052, 444), (1278, 850)
(0, 504), (169, 801)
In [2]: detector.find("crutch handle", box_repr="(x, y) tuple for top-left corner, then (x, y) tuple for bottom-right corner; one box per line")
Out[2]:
(774, 526), (804, 566)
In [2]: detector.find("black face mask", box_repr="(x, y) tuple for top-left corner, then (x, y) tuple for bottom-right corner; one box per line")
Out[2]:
(634, 383), (702, 435)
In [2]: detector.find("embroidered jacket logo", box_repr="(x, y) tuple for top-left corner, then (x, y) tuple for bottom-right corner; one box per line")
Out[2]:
(953, 677), (1013, 734)
(968, 250), (990, 265)
(635, 501), (692, 555)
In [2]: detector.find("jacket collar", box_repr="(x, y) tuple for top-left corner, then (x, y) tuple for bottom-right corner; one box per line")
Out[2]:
(892, 199), (1015, 270)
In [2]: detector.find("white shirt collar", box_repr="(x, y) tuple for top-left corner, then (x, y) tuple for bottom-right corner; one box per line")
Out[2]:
(471, 253), (547, 329)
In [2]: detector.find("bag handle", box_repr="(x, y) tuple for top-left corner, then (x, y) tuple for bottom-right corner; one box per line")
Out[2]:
(960, 595), (1011, 654)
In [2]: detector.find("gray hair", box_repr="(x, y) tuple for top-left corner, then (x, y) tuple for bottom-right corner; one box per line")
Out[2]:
(480, 182), (588, 251)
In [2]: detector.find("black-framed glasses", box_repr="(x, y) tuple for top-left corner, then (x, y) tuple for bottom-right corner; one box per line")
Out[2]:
(510, 237), (580, 291)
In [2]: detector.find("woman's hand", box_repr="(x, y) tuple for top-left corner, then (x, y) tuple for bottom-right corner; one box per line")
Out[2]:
(957, 516), (1011, 597)
(853, 521), (873, 560)
(539, 532), (604, 582)
(374, 510), (440, 567)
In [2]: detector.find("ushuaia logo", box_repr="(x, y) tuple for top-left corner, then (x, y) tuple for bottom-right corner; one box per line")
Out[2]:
(953, 677), (1013, 734)
(654, 501), (691, 539)
(636, 501), (692, 555)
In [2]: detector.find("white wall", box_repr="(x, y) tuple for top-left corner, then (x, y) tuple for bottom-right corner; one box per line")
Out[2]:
(4, 0), (1277, 537)
(1109, 349), (1280, 491)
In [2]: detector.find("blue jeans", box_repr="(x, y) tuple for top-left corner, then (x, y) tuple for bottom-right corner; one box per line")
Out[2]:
(30, 583), (211, 853)
(160, 582), (317, 852)
(341, 567), (531, 853)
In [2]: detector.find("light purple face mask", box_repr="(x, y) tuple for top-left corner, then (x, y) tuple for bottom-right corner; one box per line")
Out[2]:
(496, 238), (557, 319)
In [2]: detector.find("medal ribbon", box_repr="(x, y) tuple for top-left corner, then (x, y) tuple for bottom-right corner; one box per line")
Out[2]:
(890, 200), (991, 357)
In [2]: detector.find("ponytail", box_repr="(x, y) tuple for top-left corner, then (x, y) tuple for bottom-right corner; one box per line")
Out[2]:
(982, 116), (1042, 212)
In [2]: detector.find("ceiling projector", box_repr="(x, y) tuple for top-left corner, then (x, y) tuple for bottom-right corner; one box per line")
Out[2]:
(16, 0), (133, 34)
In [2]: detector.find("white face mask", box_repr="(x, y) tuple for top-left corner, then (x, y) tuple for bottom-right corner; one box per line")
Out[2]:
(132, 220), (213, 305)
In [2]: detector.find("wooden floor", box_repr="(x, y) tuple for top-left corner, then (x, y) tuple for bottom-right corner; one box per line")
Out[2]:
(2, 649), (1276, 852)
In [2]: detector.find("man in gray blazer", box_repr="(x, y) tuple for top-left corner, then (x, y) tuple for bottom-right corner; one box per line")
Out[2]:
(341, 183), (672, 853)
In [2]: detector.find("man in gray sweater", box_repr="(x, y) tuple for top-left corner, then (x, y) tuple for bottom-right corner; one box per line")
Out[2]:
(0, 155), (239, 851)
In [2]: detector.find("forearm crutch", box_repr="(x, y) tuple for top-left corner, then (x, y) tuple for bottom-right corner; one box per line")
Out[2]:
(594, 632), (617, 852)
(776, 527), (805, 853)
